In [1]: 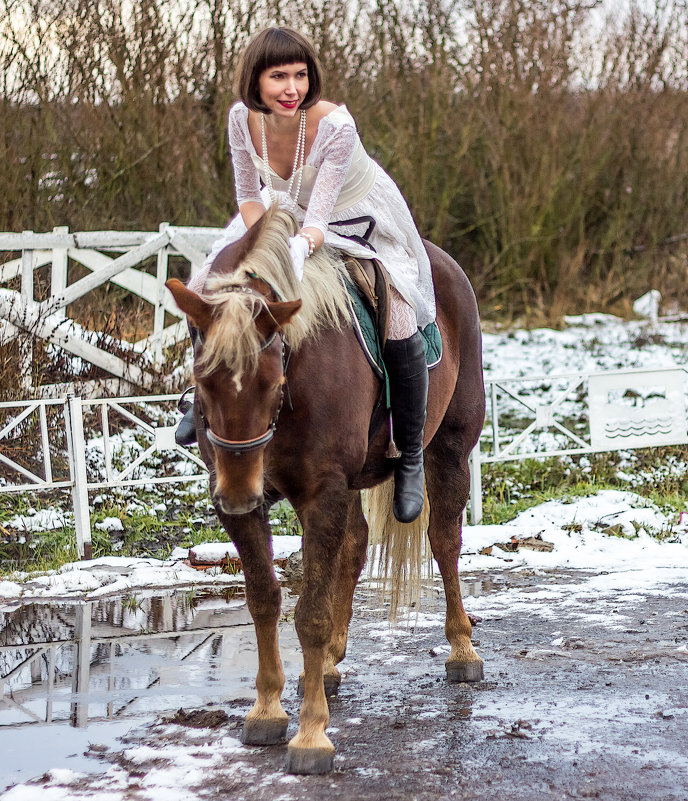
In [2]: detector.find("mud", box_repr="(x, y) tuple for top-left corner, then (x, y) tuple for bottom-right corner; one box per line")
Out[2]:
(3, 568), (688, 800)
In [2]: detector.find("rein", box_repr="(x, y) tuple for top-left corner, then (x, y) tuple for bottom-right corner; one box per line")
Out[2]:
(197, 283), (290, 457)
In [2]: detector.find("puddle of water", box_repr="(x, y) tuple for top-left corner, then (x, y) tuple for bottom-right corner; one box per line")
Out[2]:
(0, 589), (301, 789)
(460, 578), (487, 598)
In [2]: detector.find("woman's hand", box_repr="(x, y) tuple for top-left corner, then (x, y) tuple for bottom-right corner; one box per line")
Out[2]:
(288, 235), (309, 281)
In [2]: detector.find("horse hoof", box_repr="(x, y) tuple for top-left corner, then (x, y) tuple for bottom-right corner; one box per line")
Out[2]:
(324, 674), (341, 697)
(285, 746), (334, 775)
(446, 659), (484, 683)
(297, 675), (341, 697)
(241, 717), (289, 746)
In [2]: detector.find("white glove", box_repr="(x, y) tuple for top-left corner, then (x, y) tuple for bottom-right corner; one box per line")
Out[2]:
(288, 235), (309, 281)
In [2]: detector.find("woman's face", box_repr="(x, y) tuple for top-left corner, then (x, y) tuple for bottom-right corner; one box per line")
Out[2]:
(258, 62), (309, 118)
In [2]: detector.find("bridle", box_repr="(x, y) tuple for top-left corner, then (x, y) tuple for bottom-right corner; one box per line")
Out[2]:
(204, 332), (287, 456)
(190, 284), (291, 457)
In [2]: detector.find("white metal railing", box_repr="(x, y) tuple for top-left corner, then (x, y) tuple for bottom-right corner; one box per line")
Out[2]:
(0, 225), (224, 395)
(469, 366), (688, 523)
(0, 393), (207, 559)
(2, 366), (687, 557)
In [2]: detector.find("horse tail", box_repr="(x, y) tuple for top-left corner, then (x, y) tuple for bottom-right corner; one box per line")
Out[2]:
(362, 479), (431, 620)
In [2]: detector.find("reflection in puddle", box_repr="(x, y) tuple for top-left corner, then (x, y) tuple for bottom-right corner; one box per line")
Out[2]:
(460, 578), (485, 598)
(0, 590), (301, 788)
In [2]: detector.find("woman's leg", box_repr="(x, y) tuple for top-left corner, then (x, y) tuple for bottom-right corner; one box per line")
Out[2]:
(175, 323), (201, 446)
(383, 286), (428, 523)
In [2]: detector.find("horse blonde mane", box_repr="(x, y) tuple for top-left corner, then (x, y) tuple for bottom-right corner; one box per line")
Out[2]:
(196, 209), (351, 380)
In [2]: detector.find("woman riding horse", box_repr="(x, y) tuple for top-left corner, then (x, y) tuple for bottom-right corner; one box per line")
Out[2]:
(177, 27), (435, 524)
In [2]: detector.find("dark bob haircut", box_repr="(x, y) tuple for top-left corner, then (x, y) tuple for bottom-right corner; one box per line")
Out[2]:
(236, 27), (323, 113)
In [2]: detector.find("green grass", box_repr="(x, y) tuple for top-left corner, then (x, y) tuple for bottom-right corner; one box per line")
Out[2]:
(480, 446), (688, 527)
(0, 486), (303, 577)
(2, 445), (687, 578)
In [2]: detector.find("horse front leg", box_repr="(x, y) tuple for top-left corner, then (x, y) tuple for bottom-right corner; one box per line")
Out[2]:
(425, 449), (484, 682)
(323, 491), (369, 695)
(286, 489), (348, 774)
(296, 491), (368, 698)
(218, 510), (289, 745)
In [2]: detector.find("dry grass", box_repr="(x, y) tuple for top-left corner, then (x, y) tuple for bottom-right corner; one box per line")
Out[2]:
(2, 0), (688, 332)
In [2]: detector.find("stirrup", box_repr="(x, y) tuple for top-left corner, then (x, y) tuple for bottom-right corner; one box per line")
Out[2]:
(177, 386), (195, 414)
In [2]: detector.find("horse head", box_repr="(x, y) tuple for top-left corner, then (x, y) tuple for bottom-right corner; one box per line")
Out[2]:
(167, 208), (351, 514)
(166, 275), (301, 515)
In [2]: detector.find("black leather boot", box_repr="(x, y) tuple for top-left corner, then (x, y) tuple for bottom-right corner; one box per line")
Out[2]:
(384, 331), (428, 523)
(175, 326), (200, 447)
(175, 386), (197, 446)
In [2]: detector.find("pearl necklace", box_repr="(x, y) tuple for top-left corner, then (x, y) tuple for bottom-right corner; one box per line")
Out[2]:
(261, 110), (307, 211)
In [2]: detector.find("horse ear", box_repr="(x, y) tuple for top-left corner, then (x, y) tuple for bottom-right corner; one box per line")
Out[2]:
(165, 278), (213, 332)
(261, 299), (302, 331)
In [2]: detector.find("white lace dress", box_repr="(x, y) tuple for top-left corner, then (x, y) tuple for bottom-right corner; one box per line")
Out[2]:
(199, 102), (436, 328)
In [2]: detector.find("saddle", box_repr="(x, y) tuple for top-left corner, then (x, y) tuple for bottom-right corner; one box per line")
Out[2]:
(345, 256), (391, 350)
(344, 256), (442, 380)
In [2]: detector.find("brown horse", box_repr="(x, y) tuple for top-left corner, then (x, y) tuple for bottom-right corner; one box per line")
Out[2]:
(166, 208), (485, 775)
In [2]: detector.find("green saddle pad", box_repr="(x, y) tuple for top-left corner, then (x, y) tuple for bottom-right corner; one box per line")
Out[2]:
(346, 284), (442, 404)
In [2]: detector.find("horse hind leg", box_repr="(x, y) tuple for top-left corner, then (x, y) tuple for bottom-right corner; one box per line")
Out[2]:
(425, 442), (484, 683)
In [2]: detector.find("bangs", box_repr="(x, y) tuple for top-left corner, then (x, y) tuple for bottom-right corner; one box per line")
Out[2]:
(258, 29), (309, 70)
(238, 27), (323, 113)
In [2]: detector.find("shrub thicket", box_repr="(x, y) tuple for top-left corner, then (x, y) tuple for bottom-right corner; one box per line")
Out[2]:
(2, 0), (688, 320)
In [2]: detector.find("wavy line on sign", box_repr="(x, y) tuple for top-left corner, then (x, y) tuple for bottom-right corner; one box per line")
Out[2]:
(605, 421), (673, 431)
(604, 420), (674, 438)
(604, 416), (673, 428)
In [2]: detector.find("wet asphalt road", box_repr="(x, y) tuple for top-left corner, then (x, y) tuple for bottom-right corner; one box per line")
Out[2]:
(20, 567), (688, 800)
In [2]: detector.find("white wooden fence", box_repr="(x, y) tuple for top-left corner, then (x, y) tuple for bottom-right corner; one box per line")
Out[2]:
(2, 227), (687, 551)
(0, 225), (223, 395)
(2, 366), (687, 557)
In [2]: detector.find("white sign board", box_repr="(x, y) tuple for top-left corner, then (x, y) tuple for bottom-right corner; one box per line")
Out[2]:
(588, 368), (688, 451)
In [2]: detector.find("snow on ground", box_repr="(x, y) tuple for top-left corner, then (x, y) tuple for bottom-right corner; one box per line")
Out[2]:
(481, 312), (688, 378)
(2, 310), (688, 602)
(460, 488), (688, 572)
(3, 304), (688, 801)
(1, 490), (687, 605)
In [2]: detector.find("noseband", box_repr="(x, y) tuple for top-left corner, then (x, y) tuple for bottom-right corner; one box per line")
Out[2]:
(205, 333), (287, 456)
(196, 286), (289, 457)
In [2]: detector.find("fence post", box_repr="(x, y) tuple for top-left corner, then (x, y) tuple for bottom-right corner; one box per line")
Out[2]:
(153, 223), (170, 367)
(20, 234), (34, 391)
(70, 602), (92, 727)
(68, 395), (92, 559)
(51, 226), (69, 322)
(469, 443), (482, 525)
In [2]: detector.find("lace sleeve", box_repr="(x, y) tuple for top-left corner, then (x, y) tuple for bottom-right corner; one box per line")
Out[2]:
(228, 104), (264, 207)
(302, 118), (357, 234)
